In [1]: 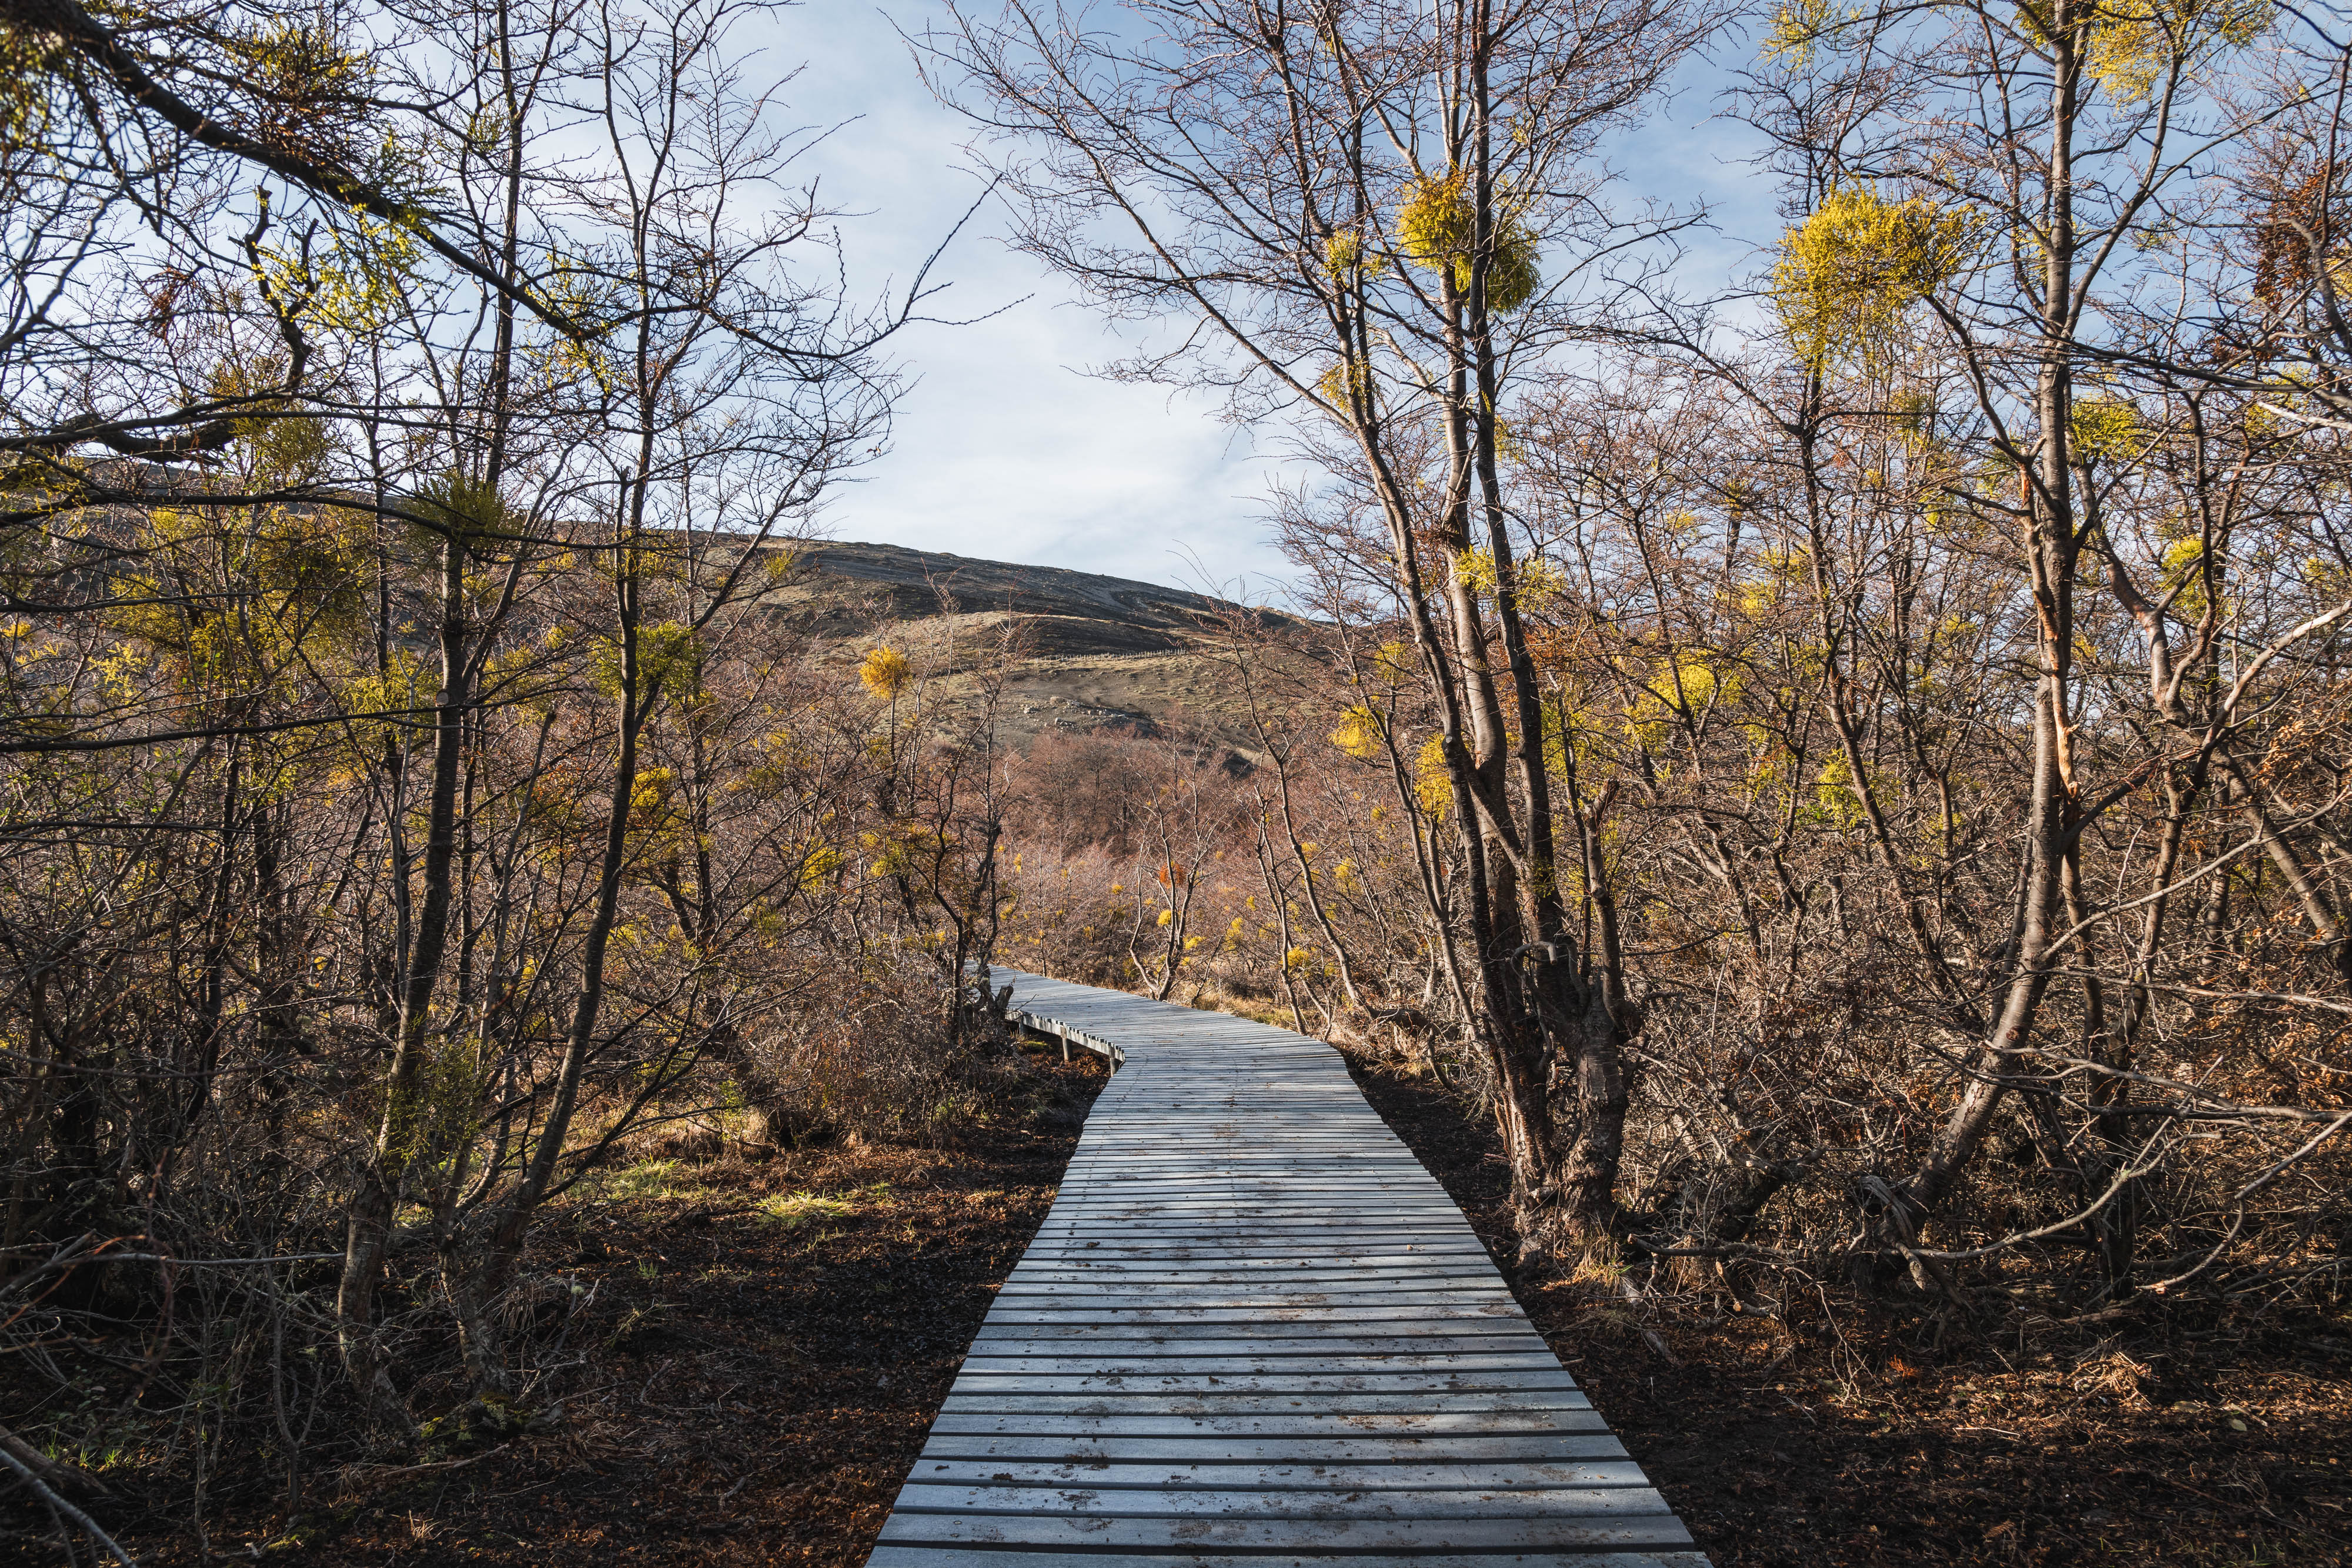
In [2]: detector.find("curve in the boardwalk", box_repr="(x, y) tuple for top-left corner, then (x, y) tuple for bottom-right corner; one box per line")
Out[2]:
(865, 968), (1712, 1567)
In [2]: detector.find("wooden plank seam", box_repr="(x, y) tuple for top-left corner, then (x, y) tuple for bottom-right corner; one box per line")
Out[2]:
(866, 968), (1712, 1567)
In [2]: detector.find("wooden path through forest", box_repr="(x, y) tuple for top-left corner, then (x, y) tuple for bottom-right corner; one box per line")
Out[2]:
(865, 969), (1710, 1567)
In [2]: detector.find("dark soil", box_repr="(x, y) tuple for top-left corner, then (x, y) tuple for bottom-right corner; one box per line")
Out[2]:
(101, 1047), (1107, 1567)
(1336, 1047), (2352, 1568)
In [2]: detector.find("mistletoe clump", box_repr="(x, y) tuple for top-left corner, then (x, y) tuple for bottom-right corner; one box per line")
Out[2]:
(1394, 172), (1541, 312)
(1774, 186), (1975, 372)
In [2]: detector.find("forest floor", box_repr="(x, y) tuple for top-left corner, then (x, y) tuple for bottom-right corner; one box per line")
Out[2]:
(116, 1047), (1109, 1567)
(1337, 1046), (2352, 1568)
(91, 1035), (2350, 1566)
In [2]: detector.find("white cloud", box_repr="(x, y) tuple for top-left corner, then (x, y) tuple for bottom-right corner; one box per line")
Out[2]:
(767, 4), (1297, 594)
(762, 4), (1773, 596)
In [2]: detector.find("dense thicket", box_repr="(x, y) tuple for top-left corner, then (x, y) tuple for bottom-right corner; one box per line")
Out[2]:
(0, 1), (1025, 1554)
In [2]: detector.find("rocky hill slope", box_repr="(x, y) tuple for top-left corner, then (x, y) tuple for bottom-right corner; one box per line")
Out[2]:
(770, 540), (1318, 755)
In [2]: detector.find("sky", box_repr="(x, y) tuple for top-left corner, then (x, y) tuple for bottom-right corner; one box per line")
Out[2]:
(769, 4), (1778, 598)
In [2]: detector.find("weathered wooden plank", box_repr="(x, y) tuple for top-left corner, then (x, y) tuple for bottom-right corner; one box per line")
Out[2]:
(964, 1335), (1552, 1354)
(945, 1374), (1582, 1398)
(980, 1295), (1525, 1313)
(997, 1279), (1504, 1292)
(1054, 1175), (1438, 1186)
(990, 1281), (1519, 1297)
(997, 1260), (1505, 1279)
(971, 1306), (1528, 1326)
(980, 1298), (1525, 1317)
(902, 1459), (1653, 1490)
(1031, 1226), (1484, 1239)
(1024, 1214), (1474, 1226)
(874, 1513), (1696, 1550)
(1001, 1254), (1496, 1269)
(1017, 1250), (1495, 1265)
(924, 1409), (1615, 1436)
(868, 1550), (1712, 1568)
(910, 1433), (1632, 1463)
(1005, 1259), (1501, 1272)
(954, 1360), (1571, 1383)
(936, 1390), (1595, 1416)
(986, 1288), (1524, 1306)
(1018, 1250), (1493, 1261)
(1002, 1279), (1496, 1288)
(888, 1482), (1677, 1520)
(1029, 1212), (1416, 1227)
(1021, 1223), (1474, 1234)
(1020, 1241), (1476, 1253)
(964, 1333), (1555, 1356)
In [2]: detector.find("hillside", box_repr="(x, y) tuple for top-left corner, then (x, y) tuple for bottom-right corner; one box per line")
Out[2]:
(770, 539), (1319, 754)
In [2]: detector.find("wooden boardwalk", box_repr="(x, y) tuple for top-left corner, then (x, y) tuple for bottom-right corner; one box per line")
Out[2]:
(866, 969), (1709, 1567)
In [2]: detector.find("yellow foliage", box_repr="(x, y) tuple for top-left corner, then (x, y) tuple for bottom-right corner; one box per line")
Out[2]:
(1763, 0), (1836, 66)
(1540, 699), (1606, 781)
(1413, 736), (1454, 817)
(594, 621), (700, 705)
(0, 24), (57, 153)
(867, 824), (950, 880)
(1495, 419), (1528, 466)
(1317, 355), (1377, 414)
(93, 642), (146, 710)
(2161, 533), (2220, 618)
(1284, 947), (1314, 971)
(339, 650), (436, 744)
(530, 253), (625, 392)
(1890, 387), (1940, 445)
(797, 844), (843, 891)
(1813, 751), (1874, 830)
(1324, 229), (1384, 280)
(629, 767), (677, 825)
(258, 215), (422, 336)
(256, 509), (368, 624)
(2070, 393), (2143, 465)
(1394, 172), (1541, 311)
(209, 358), (335, 482)
(1775, 187), (1975, 372)
(859, 644), (913, 700)
(1331, 703), (1389, 760)
(225, 17), (372, 162)
(1457, 547), (1565, 611)
(1626, 650), (1742, 751)
(2015, 0), (2273, 106)
(407, 471), (517, 556)
(1157, 908), (1175, 927)
(1733, 575), (1782, 618)
(108, 504), (368, 696)
(2086, 8), (2167, 101)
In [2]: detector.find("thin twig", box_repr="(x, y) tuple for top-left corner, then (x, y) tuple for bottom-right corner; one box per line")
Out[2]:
(0, 1446), (136, 1566)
